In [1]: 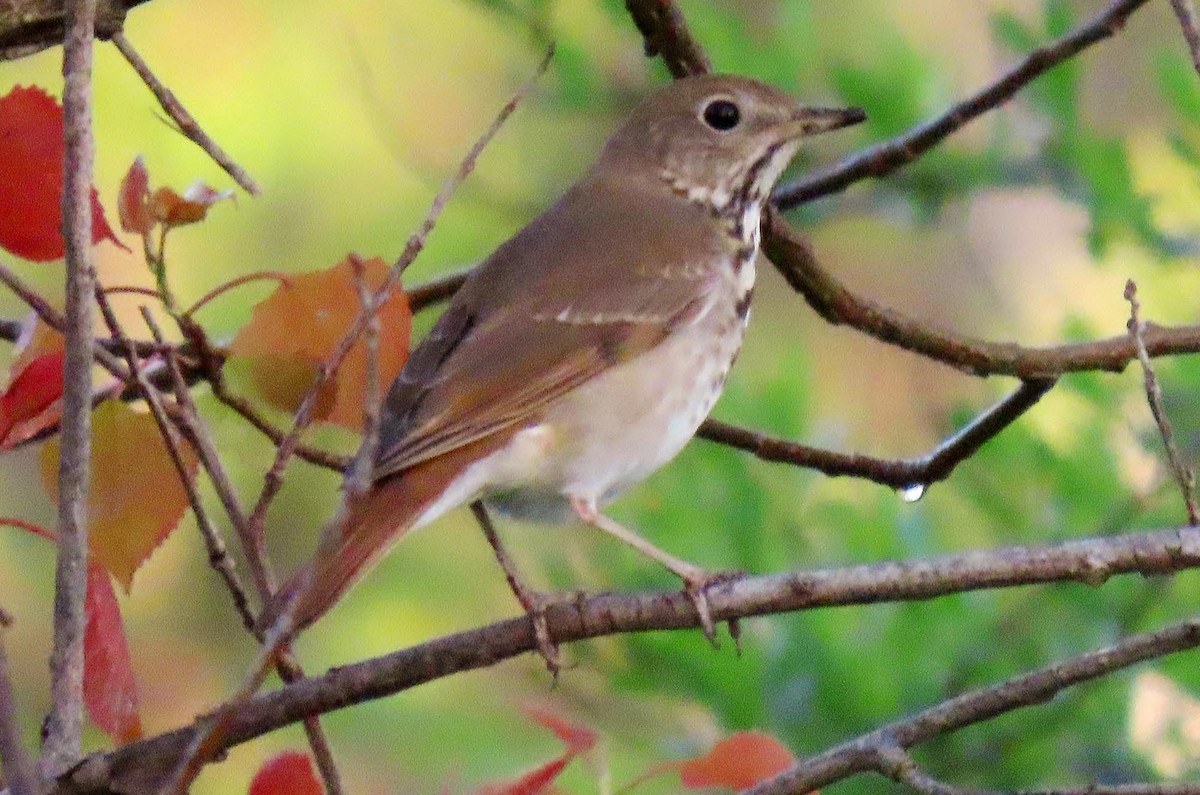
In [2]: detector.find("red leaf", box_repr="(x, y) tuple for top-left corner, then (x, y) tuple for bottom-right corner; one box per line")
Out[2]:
(0, 86), (124, 261)
(83, 563), (142, 743)
(0, 347), (64, 449)
(522, 704), (598, 756)
(249, 751), (324, 795)
(678, 731), (795, 790)
(472, 756), (569, 795)
(0, 518), (142, 744)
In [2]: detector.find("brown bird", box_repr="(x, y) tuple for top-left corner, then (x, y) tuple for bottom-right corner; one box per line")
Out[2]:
(265, 74), (864, 637)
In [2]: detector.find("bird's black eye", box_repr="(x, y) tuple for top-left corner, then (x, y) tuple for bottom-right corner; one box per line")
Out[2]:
(702, 99), (740, 131)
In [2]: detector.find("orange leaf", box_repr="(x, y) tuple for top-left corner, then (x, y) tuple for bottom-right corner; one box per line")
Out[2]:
(230, 256), (412, 431)
(84, 562), (142, 743)
(0, 518), (142, 744)
(39, 401), (199, 591)
(117, 156), (153, 235)
(248, 751), (324, 795)
(678, 732), (795, 790)
(0, 86), (124, 261)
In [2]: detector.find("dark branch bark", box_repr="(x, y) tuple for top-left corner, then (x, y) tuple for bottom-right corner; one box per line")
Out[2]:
(51, 524), (1200, 794)
(0, 0), (145, 60)
(762, 210), (1200, 378)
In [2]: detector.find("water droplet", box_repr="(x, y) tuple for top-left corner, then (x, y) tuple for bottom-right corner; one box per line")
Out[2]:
(899, 484), (926, 503)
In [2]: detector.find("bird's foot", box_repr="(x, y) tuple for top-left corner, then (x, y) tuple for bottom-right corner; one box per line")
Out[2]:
(676, 565), (744, 647)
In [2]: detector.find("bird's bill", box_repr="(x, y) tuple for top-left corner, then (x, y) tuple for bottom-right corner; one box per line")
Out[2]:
(788, 105), (867, 137)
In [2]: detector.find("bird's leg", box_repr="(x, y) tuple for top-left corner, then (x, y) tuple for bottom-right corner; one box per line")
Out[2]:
(569, 496), (723, 644)
(470, 500), (562, 677)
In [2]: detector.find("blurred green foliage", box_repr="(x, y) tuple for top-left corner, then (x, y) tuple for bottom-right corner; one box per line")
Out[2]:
(3, 0), (1200, 792)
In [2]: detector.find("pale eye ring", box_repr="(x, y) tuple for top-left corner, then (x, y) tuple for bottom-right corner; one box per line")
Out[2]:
(702, 99), (741, 131)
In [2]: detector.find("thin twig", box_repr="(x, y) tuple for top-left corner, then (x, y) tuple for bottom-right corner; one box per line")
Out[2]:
(184, 271), (292, 316)
(110, 31), (261, 195)
(0, 608), (38, 795)
(206, 379), (350, 472)
(344, 254), (382, 499)
(92, 296), (257, 633)
(42, 0), (98, 775)
(470, 500), (561, 676)
(0, 262), (129, 379)
(745, 617), (1200, 795)
(1125, 280), (1200, 525)
(699, 378), (1055, 490)
(1169, 0), (1200, 78)
(773, 0), (1153, 206)
(53, 524), (1200, 794)
(137, 308), (347, 795)
(168, 45), (557, 788)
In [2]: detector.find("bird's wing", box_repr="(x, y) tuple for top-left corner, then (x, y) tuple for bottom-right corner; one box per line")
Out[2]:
(374, 179), (733, 480)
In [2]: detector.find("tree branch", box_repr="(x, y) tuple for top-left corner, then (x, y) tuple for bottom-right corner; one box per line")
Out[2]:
(745, 616), (1200, 795)
(110, 31), (260, 195)
(699, 378), (1055, 490)
(773, 0), (1154, 207)
(51, 523), (1200, 794)
(761, 210), (1200, 378)
(42, 0), (97, 775)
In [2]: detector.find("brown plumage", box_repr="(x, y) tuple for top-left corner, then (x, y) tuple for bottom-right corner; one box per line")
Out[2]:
(263, 74), (864, 633)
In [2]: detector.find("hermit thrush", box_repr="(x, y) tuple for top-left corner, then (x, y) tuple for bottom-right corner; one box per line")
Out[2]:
(266, 74), (864, 636)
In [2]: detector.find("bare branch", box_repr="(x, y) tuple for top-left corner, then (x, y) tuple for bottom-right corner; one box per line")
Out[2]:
(624, 0), (711, 77)
(762, 210), (1200, 378)
(699, 378), (1055, 490)
(42, 0), (98, 774)
(110, 31), (260, 195)
(773, 0), (1154, 207)
(51, 524), (1200, 794)
(1125, 280), (1199, 524)
(745, 617), (1200, 795)
(1169, 0), (1200, 78)
(0, 609), (38, 795)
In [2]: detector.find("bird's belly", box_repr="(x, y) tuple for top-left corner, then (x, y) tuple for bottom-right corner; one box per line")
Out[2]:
(482, 292), (749, 522)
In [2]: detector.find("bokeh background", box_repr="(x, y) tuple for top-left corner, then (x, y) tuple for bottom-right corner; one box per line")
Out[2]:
(3, 0), (1200, 791)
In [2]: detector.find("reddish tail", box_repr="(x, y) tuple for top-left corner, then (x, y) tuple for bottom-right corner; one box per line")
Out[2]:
(260, 439), (495, 633)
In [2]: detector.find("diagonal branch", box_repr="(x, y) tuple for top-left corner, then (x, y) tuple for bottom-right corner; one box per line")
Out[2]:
(623, 0), (711, 77)
(773, 0), (1154, 207)
(110, 31), (260, 195)
(745, 616), (1200, 795)
(1169, 0), (1200, 79)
